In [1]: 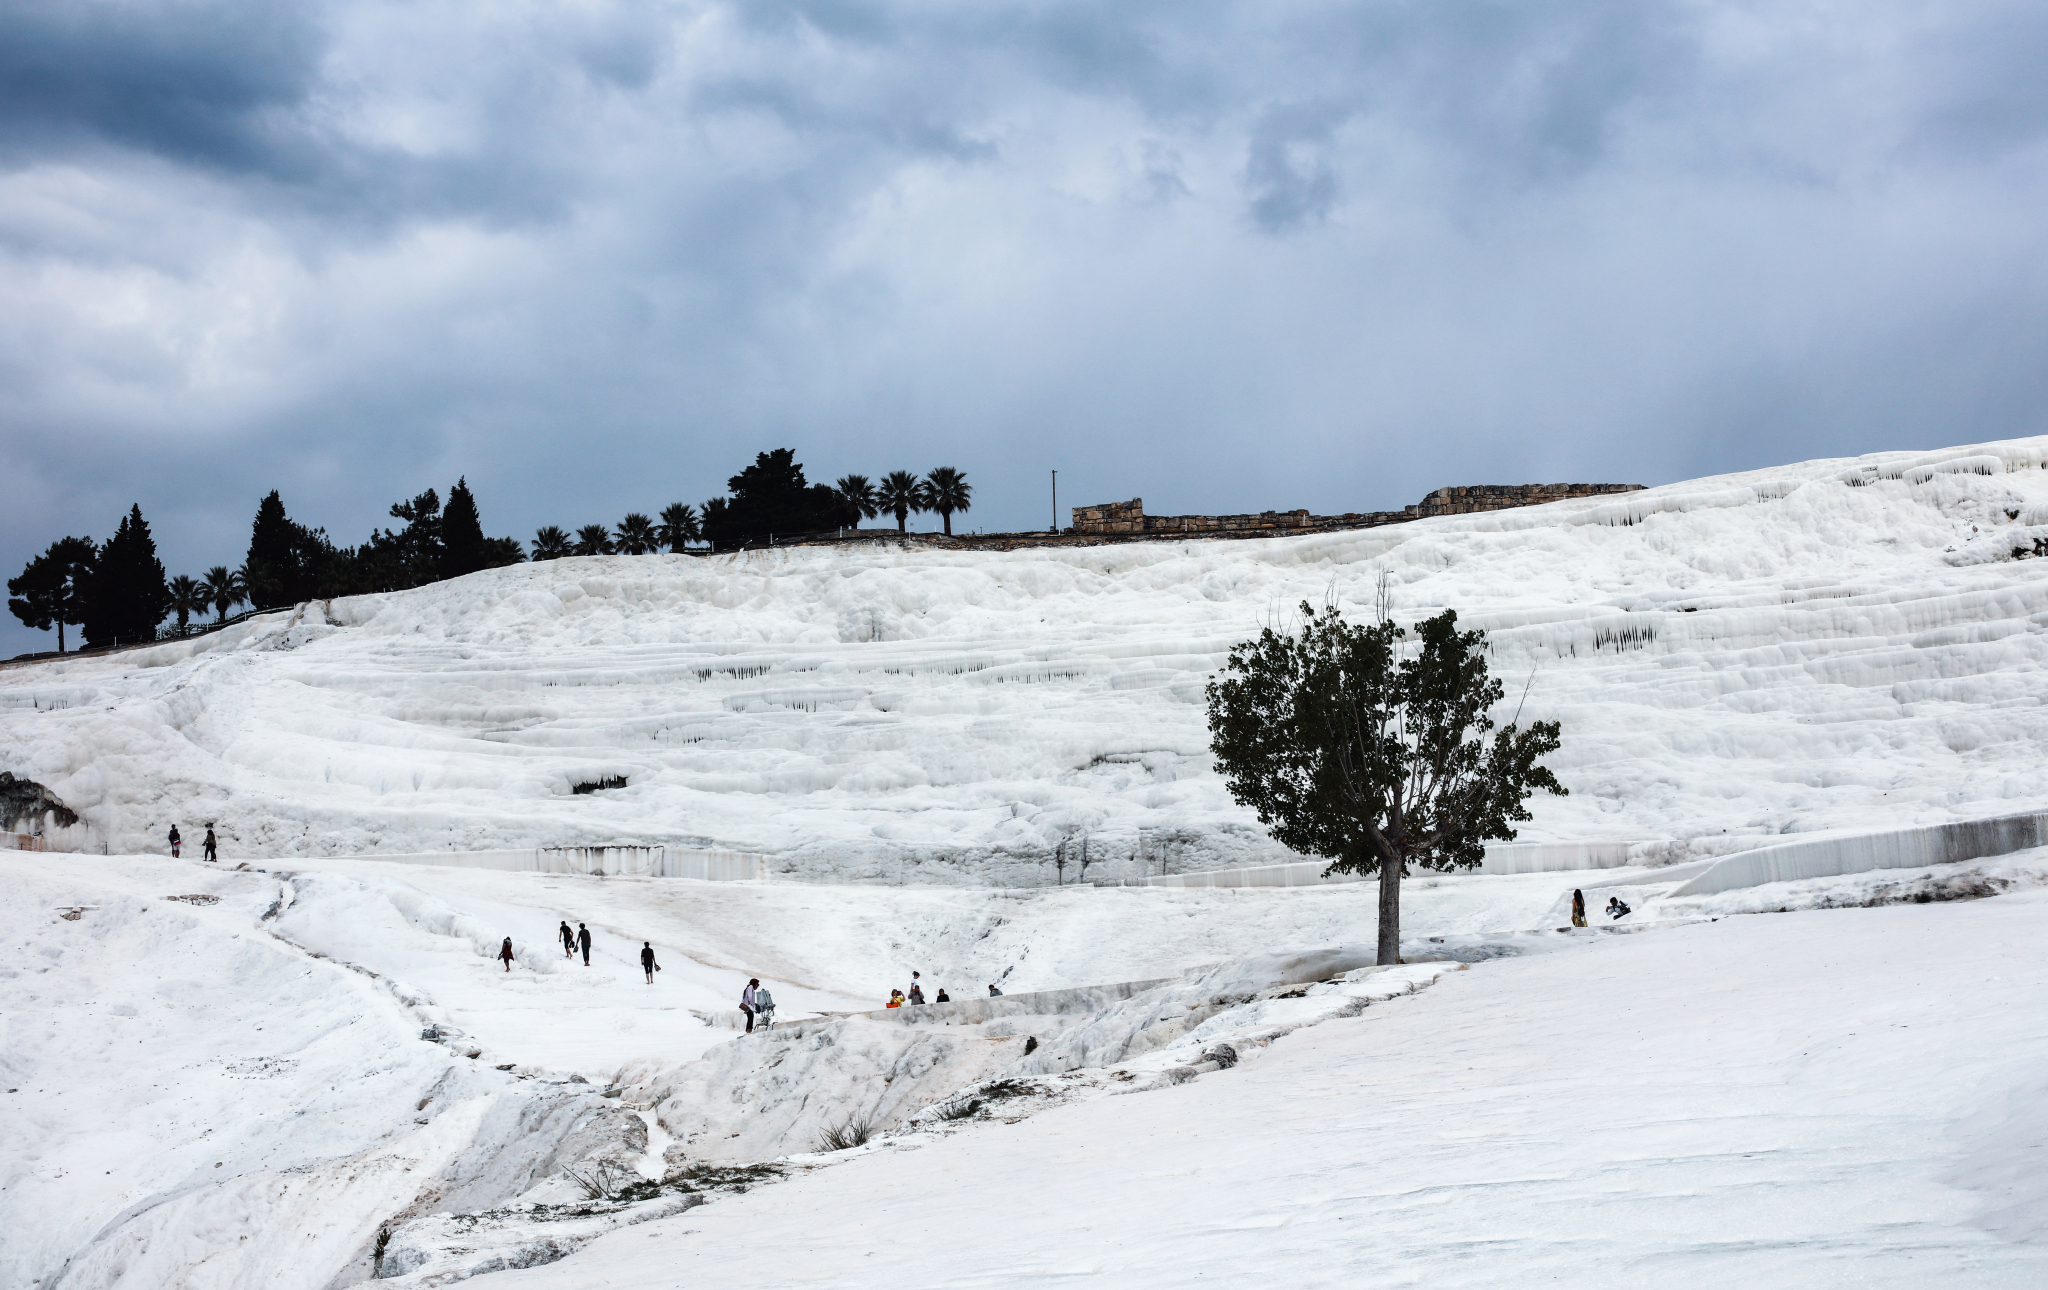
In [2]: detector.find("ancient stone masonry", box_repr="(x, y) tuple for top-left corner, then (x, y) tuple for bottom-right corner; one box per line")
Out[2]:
(1071, 483), (1643, 537)
(1412, 483), (1642, 517)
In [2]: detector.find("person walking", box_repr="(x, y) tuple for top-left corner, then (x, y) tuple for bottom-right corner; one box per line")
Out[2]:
(753, 984), (775, 1029)
(741, 979), (760, 1033)
(1571, 889), (1588, 928)
(559, 921), (575, 959)
(641, 942), (659, 984)
(499, 938), (515, 972)
(577, 923), (592, 966)
(202, 825), (217, 862)
(168, 825), (182, 859)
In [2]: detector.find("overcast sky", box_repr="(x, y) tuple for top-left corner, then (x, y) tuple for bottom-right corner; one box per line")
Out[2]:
(5, 0), (2048, 653)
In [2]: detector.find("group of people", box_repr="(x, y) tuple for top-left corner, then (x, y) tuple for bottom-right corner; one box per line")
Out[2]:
(494, 921), (664, 983)
(1568, 888), (1633, 927)
(165, 824), (219, 862)
(880, 971), (1007, 1009)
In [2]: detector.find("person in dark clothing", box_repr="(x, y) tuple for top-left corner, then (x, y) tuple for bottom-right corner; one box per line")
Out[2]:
(988, 984), (1003, 997)
(641, 942), (659, 984)
(168, 825), (181, 858)
(559, 921), (575, 958)
(1571, 889), (1588, 928)
(577, 923), (592, 966)
(202, 826), (217, 862)
(935, 987), (950, 1003)
(741, 978), (760, 1032)
(1605, 896), (1632, 920)
(499, 938), (515, 972)
(907, 979), (925, 1005)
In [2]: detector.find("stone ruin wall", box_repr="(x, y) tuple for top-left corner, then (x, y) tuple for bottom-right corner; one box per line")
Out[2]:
(1071, 483), (1643, 537)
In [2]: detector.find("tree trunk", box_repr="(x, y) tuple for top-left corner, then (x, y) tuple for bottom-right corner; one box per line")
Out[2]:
(1376, 850), (1401, 965)
(942, 512), (952, 535)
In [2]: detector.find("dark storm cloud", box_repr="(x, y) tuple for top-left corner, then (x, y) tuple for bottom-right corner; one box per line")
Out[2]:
(5, 0), (2048, 656)
(0, 0), (322, 173)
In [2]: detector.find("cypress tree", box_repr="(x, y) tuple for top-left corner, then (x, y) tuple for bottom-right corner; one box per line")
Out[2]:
(244, 491), (336, 607)
(441, 477), (486, 579)
(82, 505), (170, 648)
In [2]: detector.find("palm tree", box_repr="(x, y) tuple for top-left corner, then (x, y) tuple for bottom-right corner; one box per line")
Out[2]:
(924, 467), (972, 536)
(202, 566), (247, 626)
(835, 475), (880, 523)
(572, 525), (614, 556)
(166, 574), (206, 636)
(877, 470), (930, 533)
(656, 503), (700, 552)
(615, 512), (658, 554)
(531, 526), (571, 560)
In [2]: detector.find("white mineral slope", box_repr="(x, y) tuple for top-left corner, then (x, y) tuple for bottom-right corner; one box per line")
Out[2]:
(493, 891), (2048, 1290)
(0, 853), (650, 1290)
(10, 436), (2048, 878)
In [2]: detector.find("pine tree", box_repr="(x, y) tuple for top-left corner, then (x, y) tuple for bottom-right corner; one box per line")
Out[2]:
(699, 450), (858, 550)
(441, 477), (487, 579)
(1206, 600), (1564, 965)
(8, 536), (96, 653)
(83, 505), (171, 647)
(244, 491), (337, 607)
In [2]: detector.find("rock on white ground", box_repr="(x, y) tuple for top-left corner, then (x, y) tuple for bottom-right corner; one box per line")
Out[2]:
(485, 889), (2048, 1289)
(9, 437), (2048, 878)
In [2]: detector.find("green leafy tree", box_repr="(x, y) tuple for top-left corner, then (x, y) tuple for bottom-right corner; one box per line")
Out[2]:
(924, 467), (972, 535)
(82, 504), (171, 647)
(202, 566), (247, 624)
(573, 525), (614, 556)
(614, 512), (658, 554)
(656, 503), (700, 552)
(167, 575), (207, 636)
(834, 475), (880, 523)
(877, 470), (930, 533)
(1206, 600), (1564, 965)
(8, 536), (96, 653)
(532, 526), (572, 560)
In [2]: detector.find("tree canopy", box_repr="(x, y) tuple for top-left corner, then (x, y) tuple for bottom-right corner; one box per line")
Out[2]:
(1206, 600), (1564, 964)
(8, 536), (96, 653)
(82, 505), (170, 648)
(702, 449), (858, 549)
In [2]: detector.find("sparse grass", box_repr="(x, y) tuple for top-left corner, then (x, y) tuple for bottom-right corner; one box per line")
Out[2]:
(932, 1095), (984, 1121)
(667, 1162), (783, 1194)
(563, 1159), (635, 1200)
(975, 1078), (1037, 1103)
(815, 1116), (876, 1152)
